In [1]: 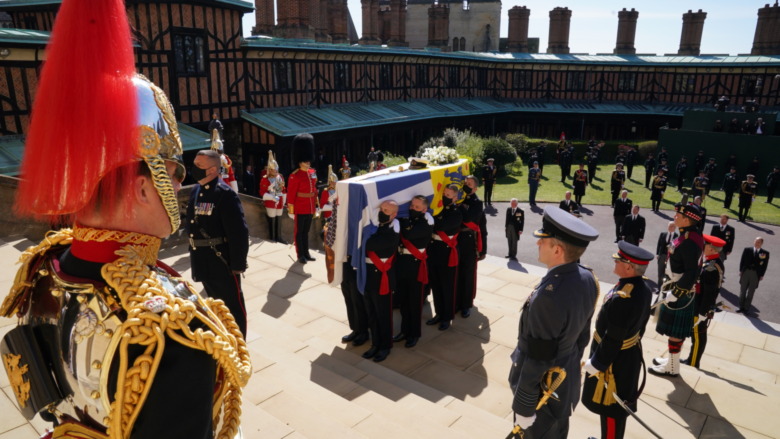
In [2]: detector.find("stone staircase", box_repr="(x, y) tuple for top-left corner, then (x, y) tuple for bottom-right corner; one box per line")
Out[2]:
(1, 236), (779, 438)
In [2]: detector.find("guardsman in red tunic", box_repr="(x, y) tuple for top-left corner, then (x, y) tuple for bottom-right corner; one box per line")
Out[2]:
(287, 133), (318, 264)
(259, 150), (286, 243)
(340, 156), (352, 180)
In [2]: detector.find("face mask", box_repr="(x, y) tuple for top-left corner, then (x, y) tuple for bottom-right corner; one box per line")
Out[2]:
(190, 166), (209, 182)
(409, 210), (423, 219)
(378, 211), (391, 224)
(442, 196), (453, 207)
(463, 185), (472, 195)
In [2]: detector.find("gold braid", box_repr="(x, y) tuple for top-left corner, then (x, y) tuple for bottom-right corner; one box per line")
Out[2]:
(101, 246), (251, 439)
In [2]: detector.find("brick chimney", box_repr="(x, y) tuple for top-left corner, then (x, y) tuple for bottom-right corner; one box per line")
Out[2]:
(359, 0), (381, 45)
(614, 8), (638, 54)
(328, 0), (349, 44)
(311, 0), (332, 42)
(751, 2), (780, 55)
(547, 7), (571, 54)
(427, 3), (449, 50)
(678, 9), (707, 55)
(275, 0), (315, 40)
(507, 6), (531, 53)
(387, 0), (408, 47)
(252, 0), (275, 35)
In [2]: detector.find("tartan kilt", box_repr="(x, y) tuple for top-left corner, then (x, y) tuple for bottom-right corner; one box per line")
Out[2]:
(655, 293), (695, 338)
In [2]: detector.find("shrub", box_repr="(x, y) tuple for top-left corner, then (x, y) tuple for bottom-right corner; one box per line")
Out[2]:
(505, 133), (530, 156)
(637, 140), (658, 159)
(482, 137), (517, 172)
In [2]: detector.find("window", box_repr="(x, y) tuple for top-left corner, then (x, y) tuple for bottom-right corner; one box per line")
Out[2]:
(415, 65), (428, 88)
(460, 37), (466, 51)
(379, 64), (393, 88)
(462, 0), (470, 10)
(741, 75), (762, 95)
(334, 62), (351, 90)
(453, 38), (460, 52)
(477, 69), (487, 88)
(617, 72), (636, 92)
(567, 71), (586, 91)
(273, 61), (294, 91)
(674, 74), (696, 93)
(173, 31), (206, 76)
(448, 66), (460, 88)
(513, 70), (531, 90)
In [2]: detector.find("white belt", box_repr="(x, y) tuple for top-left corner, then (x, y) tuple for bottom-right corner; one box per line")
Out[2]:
(432, 234), (455, 241)
(665, 267), (683, 282)
(400, 247), (426, 255)
(366, 257), (390, 264)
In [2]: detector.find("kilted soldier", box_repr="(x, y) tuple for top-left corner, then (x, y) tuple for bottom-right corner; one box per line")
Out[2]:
(582, 241), (654, 439)
(610, 163), (626, 207)
(259, 150), (286, 243)
(426, 185), (463, 331)
(737, 174), (757, 222)
(650, 202), (704, 377)
(676, 156), (689, 192)
(573, 163), (589, 206)
(509, 207), (599, 437)
(684, 235), (725, 369)
(721, 167), (739, 209)
(0, 2), (251, 435)
(457, 176), (484, 318)
(483, 158), (497, 206)
(644, 153), (656, 188)
(394, 196), (434, 348)
(650, 168), (667, 212)
(287, 133), (319, 264)
(362, 201), (400, 363)
(691, 170), (709, 201)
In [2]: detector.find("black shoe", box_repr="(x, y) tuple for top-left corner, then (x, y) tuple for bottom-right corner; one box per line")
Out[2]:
(305, 254), (316, 261)
(392, 333), (406, 343)
(297, 257), (308, 264)
(426, 316), (441, 326)
(341, 331), (357, 343)
(461, 309), (471, 318)
(681, 358), (690, 365)
(362, 346), (379, 359)
(352, 334), (369, 346)
(438, 321), (451, 331)
(373, 349), (390, 362)
(509, 257), (518, 261)
(404, 337), (419, 348)
(505, 255), (510, 258)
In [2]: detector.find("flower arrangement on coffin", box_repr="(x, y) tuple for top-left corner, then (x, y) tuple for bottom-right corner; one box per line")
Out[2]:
(420, 145), (459, 166)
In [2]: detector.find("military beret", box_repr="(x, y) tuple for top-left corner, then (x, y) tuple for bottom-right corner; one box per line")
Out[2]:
(534, 207), (599, 248)
(703, 234), (726, 248)
(613, 241), (654, 265)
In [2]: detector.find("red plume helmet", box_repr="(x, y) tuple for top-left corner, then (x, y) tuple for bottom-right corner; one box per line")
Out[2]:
(15, 0), (138, 221)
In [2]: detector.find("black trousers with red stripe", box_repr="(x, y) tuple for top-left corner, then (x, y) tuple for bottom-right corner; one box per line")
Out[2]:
(600, 415), (627, 439)
(294, 213), (312, 259)
(364, 266), (394, 350)
(202, 265), (247, 337)
(456, 230), (478, 312)
(428, 240), (457, 322)
(397, 255), (425, 338)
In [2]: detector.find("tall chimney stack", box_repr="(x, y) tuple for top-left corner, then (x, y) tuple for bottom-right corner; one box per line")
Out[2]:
(328, 0), (349, 44)
(614, 8), (638, 54)
(547, 7), (572, 54)
(275, 0), (315, 39)
(751, 2), (780, 55)
(252, 0), (275, 35)
(507, 6), (531, 53)
(311, 0), (332, 42)
(359, 0), (381, 45)
(427, 3), (450, 50)
(387, 0), (408, 47)
(678, 9), (707, 56)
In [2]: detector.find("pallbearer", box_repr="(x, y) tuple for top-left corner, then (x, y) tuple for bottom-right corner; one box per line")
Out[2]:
(426, 184), (462, 331)
(456, 176), (484, 318)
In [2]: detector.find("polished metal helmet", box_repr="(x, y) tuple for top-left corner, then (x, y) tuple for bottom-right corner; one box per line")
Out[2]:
(328, 164), (338, 185)
(267, 149), (279, 172)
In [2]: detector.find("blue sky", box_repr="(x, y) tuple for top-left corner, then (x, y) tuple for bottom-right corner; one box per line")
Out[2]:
(242, 1), (769, 56)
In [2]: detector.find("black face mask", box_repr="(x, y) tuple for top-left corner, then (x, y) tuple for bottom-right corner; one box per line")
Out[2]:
(378, 211), (391, 224)
(409, 210), (423, 220)
(463, 185), (472, 195)
(442, 196), (453, 207)
(190, 166), (209, 182)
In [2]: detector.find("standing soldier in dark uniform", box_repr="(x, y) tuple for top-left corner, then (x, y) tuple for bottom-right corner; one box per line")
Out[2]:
(362, 201), (400, 363)
(340, 254), (370, 347)
(508, 207), (599, 437)
(610, 163), (626, 207)
(394, 196), (434, 348)
(615, 150), (627, 166)
(582, 241), (653, 439)
(457, 176), (484, 318)
(703, 158), (717, 195)
(625, 146), (637, 179)
(650, 168), (668, 212)
(644, 153), (656, 188)
(650, 202), (704, 377)
(559, 147), (571, 182)
(483, 158), (497, 207)
(657, 146), (669, 166)
(684, 235), (725, 369)
(721, 166), (739, 209)
(694, 150), (706, 174)
(528, 162), (542, 207)
(537, 142), (547, 175)
(766, 165), (780, 203)
(573, 163), (589, 207)
(691, 170), (709, 202)
(587, 148), (599, 184)
(188, 150), (251, 337)
(505, 198), (524, 261)
(426, 185), (462, 331)
(675, 156), (689, 192)
(0, 2), (251, 436)
(287, 133), (319, 263)
(657, 158), (670, 175)
(613, 190), (632, 243)
(737, 174), (758, 222)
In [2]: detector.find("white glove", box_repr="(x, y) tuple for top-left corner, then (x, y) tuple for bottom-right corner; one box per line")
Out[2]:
(665, 293), (678, 304)
(698, 314), (708, 321)
(288, 211), (294, 220)
(424, 212), (434, 225)
(583, 359), (599, 376)
(514, 413), (536, 430)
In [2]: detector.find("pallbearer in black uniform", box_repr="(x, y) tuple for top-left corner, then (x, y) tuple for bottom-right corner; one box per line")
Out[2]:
(394, 196), (434, 348)
(0, 1), (251, 436)
(508, 207), (599, 437)
(187, 150), (250, 336)
(340, 253), (370, 347)
(362, 201), (400, 363)
(427, 185), (463, 331)
(573, 163), (589, 206)
(650, 168), (667, 212)
(684, 235), (725, 369)
(457, 176), (484, 318)
(737, 174), (757, 222)
(650, 202), (704, 377)
(582, 241), (654, 439)
(610, 163), (626, 207)
(483, 158), (497, 206)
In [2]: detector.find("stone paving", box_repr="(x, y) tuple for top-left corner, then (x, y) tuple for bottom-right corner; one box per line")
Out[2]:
(0, 235), (779, 438)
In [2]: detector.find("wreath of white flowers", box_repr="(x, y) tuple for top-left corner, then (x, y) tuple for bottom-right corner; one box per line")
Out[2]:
(421, 145), (459, 166)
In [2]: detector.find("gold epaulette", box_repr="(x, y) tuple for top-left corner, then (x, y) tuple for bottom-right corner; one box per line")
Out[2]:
(615, 283), (633, 298)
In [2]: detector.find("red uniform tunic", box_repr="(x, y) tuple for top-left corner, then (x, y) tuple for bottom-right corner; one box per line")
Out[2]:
(287, 168), (318, 214)
(320, 188), (335, 219)
(259, 174), (286, 213)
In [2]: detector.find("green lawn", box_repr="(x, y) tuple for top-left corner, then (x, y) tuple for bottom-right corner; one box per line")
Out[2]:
(486, 164), (780, 226)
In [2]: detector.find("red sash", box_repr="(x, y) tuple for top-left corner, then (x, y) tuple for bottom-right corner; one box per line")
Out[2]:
(367, 251), (395, 295)
(400, 236), (428, 284)
(436, 231), (459, 267)
(463, 221), (483, 253)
